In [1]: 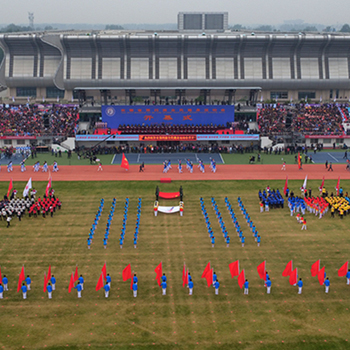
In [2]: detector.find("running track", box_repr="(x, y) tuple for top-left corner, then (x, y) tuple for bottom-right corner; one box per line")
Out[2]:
(1, 164), (350, 182)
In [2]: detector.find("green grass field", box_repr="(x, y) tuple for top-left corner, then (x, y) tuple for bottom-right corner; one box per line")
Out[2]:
(1, 180), (350, 350)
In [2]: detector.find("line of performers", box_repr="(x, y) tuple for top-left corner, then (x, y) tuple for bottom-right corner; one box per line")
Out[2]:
(4, 160), (59, 172)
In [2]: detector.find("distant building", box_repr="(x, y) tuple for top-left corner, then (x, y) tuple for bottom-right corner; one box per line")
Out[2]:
(178, 12), (228, 31)
(0, 30), (350, 104)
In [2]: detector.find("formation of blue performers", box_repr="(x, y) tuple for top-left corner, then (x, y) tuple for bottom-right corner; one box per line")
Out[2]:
(224, 197), (246, 247)
(133, 198), (142, 248)
(238, 197), (261, 247)
(210, 197), (230, 247)
(288, 196), (306, 216)
(120, 198), (129, 248)
(103, 198), (116, 249)
(258, 188), (284, 210)
(200, 198), (216, 247)
(87, 198), (104, 249)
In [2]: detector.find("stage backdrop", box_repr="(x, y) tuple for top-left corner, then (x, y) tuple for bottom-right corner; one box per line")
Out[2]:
(102, 105), (234, 128)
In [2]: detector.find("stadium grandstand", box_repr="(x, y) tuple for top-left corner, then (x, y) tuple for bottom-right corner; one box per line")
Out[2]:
(0, 13), (350, 154)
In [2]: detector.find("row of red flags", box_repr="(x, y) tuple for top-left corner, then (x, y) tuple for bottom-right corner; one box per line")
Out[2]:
(283, 175), (341, 196)
(3, 260), (348, 293)
(6, 177), (52, 198)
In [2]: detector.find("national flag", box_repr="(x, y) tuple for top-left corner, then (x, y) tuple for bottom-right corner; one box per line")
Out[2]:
(182, 263), (186, 287)
(311, 259), (320, 277)
(318, 266), (325, 286)
(102, 262), (107, 280)
(7, 179), (13, 198)
(121, 153), (129, 170)
(336, 176), (340, 196)
(289, 268), (298, 285)
(319, 176), (325, 192)
(122, 264), (132, 282)
(95, 272), (104, 291)
(282, 260), (293, 277)
(17, 266), (25, 293)
(68, 272), (75, 293)
(298, 152), (301, 169)
(0, 266), (2, 284)
(237, 269), (245, 289)
(201, 262), (211, 278)
(23, 178), (32, 198)
(283, 176), (288, 196)
(74, 265), (79, 282)
(205, 268), (213, 287)
(45, 176), (52, 197)
(257, 261), (266, 280)
(338, 261), (348, 277)
(154, 262), (162, 287)
(229, 260), (240, 278)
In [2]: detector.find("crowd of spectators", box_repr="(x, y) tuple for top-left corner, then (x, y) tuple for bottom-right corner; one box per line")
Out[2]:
(258, 103), (347, 136)
(0, 105), (79, 137)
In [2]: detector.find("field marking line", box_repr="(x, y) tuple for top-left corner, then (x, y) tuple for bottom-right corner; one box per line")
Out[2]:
(219, 153), (225, 164)
(137, 154), (140, 163)
(327, 153), (339, 162)
(111, 154), (116, 164)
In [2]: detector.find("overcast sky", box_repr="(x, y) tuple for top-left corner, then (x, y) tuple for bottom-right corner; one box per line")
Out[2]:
(1, 0), (349, 26)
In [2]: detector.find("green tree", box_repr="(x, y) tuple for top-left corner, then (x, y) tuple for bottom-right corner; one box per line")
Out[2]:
(302, 26), (318, 32)
(339, 24), (350, 32)
(105, 24), (124, 30)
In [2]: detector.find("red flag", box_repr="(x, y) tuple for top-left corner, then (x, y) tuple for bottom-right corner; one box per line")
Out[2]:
(7, 179), (13, 198)
(205, 268), (213, 287)
(182, 263), (186, 287)
(154, 262), (162, 286)
(68, 272), (75, 293)
(319, 176), (325, 192)
(237, 269), (245, 289)
(122, 264), (132, 282)
(95, 272), (104, 291)
(17, 266), (25, 293)
(130, 275), (134, 291)
(43, 272), (47, 292)
(201, 262), (211, 278)
(229, 260), (240, 278)
(74, 266), (79, 282)
(184, 269), (188, 287)
(47, 265), (52, 282)
(121, 153), (129, 170)
(257, 261), (266, 280)
(311, 259), (320, 277)
(45, 177), (52, 197)
(318, 266), (325, 286)
(298, 152), (301, 169)
(102, 262), (107, 280)
(282, 260), (293, 277)
(283, 176), (288, 196)
(336, 176), (340, 196)
(338, 261), (348, 277)
(0, 266), (2, 284)
(289, 268), (298, 285)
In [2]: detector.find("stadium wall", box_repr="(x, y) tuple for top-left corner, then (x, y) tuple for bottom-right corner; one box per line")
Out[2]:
(0, 32), (350, 102)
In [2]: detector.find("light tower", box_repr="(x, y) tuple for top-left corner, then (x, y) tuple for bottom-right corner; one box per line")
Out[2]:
(28, 12), (34, 31)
